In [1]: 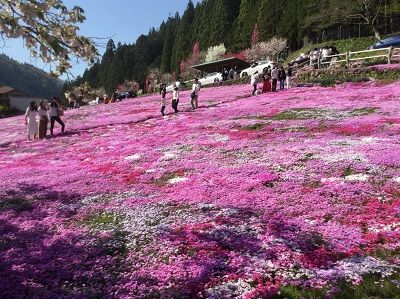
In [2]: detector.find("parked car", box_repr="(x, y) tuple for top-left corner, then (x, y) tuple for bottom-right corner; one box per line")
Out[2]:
(240, 61), (277, 77)
(117, 91), (136, 101)
(288, 46), (339, 68)
(288, 53), (310, 67)
(370, 35), (400, 49)
(199, 72), (223, 85)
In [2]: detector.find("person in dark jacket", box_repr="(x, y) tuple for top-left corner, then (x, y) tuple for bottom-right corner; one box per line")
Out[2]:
(278, 67), (287, 91)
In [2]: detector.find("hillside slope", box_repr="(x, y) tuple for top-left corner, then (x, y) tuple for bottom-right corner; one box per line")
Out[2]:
(1, 83), (400, 297)
(0, 54), (63, 98)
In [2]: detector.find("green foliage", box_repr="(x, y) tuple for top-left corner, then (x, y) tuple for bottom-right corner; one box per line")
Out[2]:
(0, 104), (20, 117)
(297, 65), (400, 85)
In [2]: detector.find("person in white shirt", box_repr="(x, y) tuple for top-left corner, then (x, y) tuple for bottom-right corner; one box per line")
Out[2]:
(49, 98), (65, 136)
(251, 71), (258, 96)
(25, 101), (39, 141)
(190, 78), (201, 109)
(172, 84), (180, 113)
(271, 67), (279, 92)
(38, 100), (49, 139)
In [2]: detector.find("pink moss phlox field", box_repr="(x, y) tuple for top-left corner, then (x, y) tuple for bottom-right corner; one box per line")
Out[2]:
(1, 82), (400, 298)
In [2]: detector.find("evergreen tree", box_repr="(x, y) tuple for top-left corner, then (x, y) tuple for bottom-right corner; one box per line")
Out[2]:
(171, 1), (195, 73)
(233, 0), (260, 50)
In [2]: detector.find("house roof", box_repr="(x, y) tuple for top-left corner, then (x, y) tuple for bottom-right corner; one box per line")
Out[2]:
(192, 57), (251, 73)
(0, 86), (27, 96)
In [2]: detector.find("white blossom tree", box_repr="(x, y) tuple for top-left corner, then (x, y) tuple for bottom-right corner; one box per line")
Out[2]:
(205, 43), (226, 62)
(244, 37), (287, 62)
(0, 0), (98, 75)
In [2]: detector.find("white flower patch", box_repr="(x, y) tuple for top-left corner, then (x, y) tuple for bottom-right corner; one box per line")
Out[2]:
(335, 256), (395, 280)
(168, 177), (188, 184)
(162, 151), (178, 160)
(344, 174), (369, 182)
(124, 154), (142, 161)
(368, 222), (400, 233)
(318, 152), (368, 163)
(203, 278), (253, 298)
(210, 133), (230, 143)
(321, 177), (344, 184)
(394, 177), (400, 183)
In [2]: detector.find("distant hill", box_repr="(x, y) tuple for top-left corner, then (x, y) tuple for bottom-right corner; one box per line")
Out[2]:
(0, 54), (64, 98)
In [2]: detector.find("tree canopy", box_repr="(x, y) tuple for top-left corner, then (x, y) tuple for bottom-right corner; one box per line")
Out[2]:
(0, 0), (98, 75)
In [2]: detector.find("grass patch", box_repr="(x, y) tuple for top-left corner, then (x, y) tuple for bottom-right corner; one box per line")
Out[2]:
(0, 197), (33, 213)
(336, 273), (400, 299)
(271, 108), (328, 120)
(241, 123), (266, 130)
(80, 211), (122, 230)
(349, 107), (378, 116)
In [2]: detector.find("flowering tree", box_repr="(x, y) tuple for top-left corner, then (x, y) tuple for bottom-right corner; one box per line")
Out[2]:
(116, 80), (139, 94)
(205, 44), (226, 62)
(179, 42), (203, 80)
(244, 37), (287, 62)
(0, 0), (98, 75)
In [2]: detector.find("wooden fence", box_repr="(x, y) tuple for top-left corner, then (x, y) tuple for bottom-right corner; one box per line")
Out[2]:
(309, 47), (400, 68)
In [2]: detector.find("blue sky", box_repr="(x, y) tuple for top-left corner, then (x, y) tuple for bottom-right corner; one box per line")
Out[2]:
(0, 0), (201, 79)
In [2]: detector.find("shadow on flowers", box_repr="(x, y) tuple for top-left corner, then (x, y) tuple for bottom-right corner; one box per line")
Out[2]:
(0, 183), (119, 298)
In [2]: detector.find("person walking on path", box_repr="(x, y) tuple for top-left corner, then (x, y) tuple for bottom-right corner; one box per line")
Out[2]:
(172, 84), (180, 113)
(25, 101), (39, 141)
(286, 66), (293, 89)
(191, 78), (201, 110)
(38, 100), (49, 139)
(271, 66), (279, 92)
(49, 98), (65, 136)
(160, 83), (167, 116)
(251, 71), (259, 96)
(278, 67), (287, 91)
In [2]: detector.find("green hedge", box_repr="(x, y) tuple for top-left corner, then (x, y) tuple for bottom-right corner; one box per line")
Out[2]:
(297, 65), (400, 86)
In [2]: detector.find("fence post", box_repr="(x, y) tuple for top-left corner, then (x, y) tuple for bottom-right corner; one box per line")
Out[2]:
(388, 46), (393, 64)
(345, 51), (350, 67)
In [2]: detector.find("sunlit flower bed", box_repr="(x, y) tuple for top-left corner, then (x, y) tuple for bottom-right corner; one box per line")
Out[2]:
(1, 82), (400, 298)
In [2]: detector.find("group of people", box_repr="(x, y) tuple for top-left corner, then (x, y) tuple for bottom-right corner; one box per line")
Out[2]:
(222, 66), (238, 81)
(159, 78), (201, 116)
(251, 65), (293, 96)
(24, 97), (65, 141)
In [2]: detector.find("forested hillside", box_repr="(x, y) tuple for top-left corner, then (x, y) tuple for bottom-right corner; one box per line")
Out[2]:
(69, 0), (400, 93)
(0, 54), (64, 98)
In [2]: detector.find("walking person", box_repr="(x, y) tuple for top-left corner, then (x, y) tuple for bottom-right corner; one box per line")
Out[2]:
(38, 100), (49, 139)
(278, 67), (286, 91)
(49, 98), (65, 136)
(190, 78), (201, 110)
(160, 83), (167, 116)
(25, 101), (39, 141)
(251, 71), (259, 96)
(172, 83), (180, 113)
(286, 66), (293, 89)
(271, 66), (279, 92)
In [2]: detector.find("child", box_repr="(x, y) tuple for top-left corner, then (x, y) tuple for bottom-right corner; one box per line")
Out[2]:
(172, 84), (179, 113)
(160, 83), (167, 116)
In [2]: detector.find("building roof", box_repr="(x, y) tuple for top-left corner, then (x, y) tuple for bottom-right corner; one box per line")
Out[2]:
(192, 57), (251, 73)
(0, 86), (15, 94)
(0, 86), (27, 96)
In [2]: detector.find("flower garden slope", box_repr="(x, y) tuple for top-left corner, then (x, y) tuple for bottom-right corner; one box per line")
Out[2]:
(1, 82), (400, 298)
